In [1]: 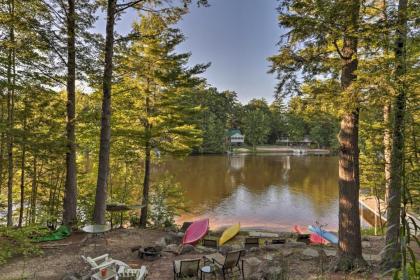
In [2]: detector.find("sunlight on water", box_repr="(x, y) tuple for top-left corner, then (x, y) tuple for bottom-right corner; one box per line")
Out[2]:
(155, 154), (339, 231)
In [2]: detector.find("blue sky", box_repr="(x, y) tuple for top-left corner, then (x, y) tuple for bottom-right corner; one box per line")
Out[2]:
(95, 0), (281, 104)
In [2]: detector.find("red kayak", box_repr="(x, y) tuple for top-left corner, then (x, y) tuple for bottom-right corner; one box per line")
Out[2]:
(182, 218), (209, 245)
(294, 225), (328, 245)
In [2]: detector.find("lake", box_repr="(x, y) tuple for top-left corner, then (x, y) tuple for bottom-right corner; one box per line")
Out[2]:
(156, 154), (339, 231)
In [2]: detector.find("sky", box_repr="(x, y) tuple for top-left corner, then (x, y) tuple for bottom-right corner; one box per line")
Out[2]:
(95, 0), (281, 104)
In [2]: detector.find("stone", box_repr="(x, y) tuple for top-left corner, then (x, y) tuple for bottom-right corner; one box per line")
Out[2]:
(362, 253), (381, 262)
(180, 244), (196, 254)
(195, 245), (217, 254)
(164, 244), (180, 253)
(264, 244), (284, 251)
(362, 241), (371, 248)
(155, 237), (167, 247)
(323, 249), (337, 257)
(302, 248), (319, 258)
(283, 241), (306, 248)
(282, 249), (293, 257)
(165, 232), (182, 244)
(62, 273), (81, 280)
(249, 247), (262, 253)
(246, 257), (263, 276)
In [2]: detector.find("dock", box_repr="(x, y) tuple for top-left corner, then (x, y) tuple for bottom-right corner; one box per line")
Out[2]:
(359, 195), (419, 236)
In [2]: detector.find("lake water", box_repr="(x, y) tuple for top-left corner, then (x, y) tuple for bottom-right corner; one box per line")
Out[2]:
(156, 154), (339, 231)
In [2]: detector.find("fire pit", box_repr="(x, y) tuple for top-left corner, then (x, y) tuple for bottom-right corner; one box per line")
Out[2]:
(137, 246), (162, 261)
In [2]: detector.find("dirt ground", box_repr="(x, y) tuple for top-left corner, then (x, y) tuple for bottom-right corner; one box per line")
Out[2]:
(0, 228), (417, 280)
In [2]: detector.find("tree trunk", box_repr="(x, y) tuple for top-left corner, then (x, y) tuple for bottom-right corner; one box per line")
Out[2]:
(383, 103), (391, 204)
(18, 101), (27, 227)
(139, 141), (151, 228)
(381, 0), (408, 271)
(63, 0), (78, 227)
(30, 156), (37, 224)
(6, 0), (15, 227)
(93, 0), (117, 225)
(336, 0), (365, 270)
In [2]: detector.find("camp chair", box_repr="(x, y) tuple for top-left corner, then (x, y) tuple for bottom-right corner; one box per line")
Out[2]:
(81, 254), (129, 273)
(244, 237), (259, 249)
(205, 250), (245, 280)
(173, 258), (201, 279)
(202, 238), (219, 250)
(179, 222), (192, 233)
(118, 266), (148, 280)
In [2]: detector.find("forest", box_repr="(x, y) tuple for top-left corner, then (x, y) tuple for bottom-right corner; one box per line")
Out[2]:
(0, 0), (418, 279)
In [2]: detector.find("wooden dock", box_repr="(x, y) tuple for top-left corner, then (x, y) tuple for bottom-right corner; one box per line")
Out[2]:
(359, 195), (419, 236)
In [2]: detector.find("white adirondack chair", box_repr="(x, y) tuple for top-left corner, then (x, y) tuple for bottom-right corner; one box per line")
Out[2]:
(81, 254), (129, 273)
(117, 266), (148, 280)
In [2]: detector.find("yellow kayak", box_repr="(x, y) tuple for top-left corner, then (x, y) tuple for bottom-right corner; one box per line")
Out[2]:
(219, 223), (240, 245)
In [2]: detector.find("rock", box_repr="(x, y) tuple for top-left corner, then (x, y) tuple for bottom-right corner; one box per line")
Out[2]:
(362, 253), (381, 262)
(283, 241), (306, 248)
(246, 257), (262, 276)
(282, 249), (293, 257)
(264, 244), (284, 251)
(323, 249), (337, 257)
(362, 241), (371, 248)
(164, 244), (180, 253)
(249, 247), (262, 253)
(231, 244), (243, 250)
(195, 245), (217, 254)
(165, 232), (182, 244)
(180, 244), (196, 254)
(249, 258), (289, 280)
(302, 248), (319, 258)
(62, 273), (81, 280)
(155, 237), (167, 247)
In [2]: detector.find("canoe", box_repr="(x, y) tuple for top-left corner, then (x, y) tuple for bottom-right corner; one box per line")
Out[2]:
(294, 225), (328, 245)
(182, 218), (209, 245)
(219, 223), (240, 245)
(308, 225), (338, 244)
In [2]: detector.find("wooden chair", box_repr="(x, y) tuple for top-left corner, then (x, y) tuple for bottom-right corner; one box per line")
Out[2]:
(173, 258), (201, 279)
(244, 237), (259, 249)
(202, 238), (219, 250)
(81, 254), (129, 274)
(205, 250), (245, 280)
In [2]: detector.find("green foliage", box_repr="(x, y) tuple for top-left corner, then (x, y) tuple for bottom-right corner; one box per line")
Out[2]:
(149, 175), (187, 228)
(0, 226), (47, 264)
(242, 99), (271, 150)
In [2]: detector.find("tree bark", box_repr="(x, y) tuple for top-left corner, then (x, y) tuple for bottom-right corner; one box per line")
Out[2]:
(383, 103), (391, 204)
(139, 140), (151, 228)
(93, 0), (117, 224)
(30, 156), (37, 224)
(381, 0), (408, 271)
(336, 0), (365, 270)
(63, 0), (78, 227)
(6, 0), (15, 227)
(18, 101), (27, 227)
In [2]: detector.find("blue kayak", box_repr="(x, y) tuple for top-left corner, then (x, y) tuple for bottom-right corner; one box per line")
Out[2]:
(308, 225), (338, 244)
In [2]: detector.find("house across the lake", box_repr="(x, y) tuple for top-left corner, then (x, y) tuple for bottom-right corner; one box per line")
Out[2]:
(226, 129), (245, 146)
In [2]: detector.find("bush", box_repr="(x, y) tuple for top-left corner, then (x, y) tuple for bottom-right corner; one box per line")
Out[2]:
(0, 226), (47, 264)
(149, 175), (188, 229)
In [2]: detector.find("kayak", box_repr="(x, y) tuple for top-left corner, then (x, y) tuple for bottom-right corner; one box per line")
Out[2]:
(308, 225), (338, 244)
(219, 223), (240, 245)
(294, 225), (328, 245)
(182, 218), (209, 245)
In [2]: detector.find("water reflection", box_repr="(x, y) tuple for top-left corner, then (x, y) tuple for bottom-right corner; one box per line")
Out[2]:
(155, 155), (339, 231)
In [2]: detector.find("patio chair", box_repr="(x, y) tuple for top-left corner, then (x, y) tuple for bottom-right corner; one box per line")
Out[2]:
(202, 238), (218, 250)
(118, 266), (148, 280)
(205, 250), (245, 280)
(244, 237), (259, 249)
(173, 258), (201, 279)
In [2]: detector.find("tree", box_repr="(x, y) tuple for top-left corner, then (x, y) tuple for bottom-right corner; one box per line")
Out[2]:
(269, 0), (366, 269)
(381, 0), (409, 271)
(93, 0), (209, 225)
(242, 99), (271, 151)
(114, 12), (207, 227)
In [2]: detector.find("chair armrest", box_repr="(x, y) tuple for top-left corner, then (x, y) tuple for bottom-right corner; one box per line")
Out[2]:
(91, 260), (115, 271)
(92, 254), (109, 262)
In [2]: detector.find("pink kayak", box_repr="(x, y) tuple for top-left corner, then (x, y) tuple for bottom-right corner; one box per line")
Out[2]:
(182, 219), (209, 245)
(293, 225), (328, 245)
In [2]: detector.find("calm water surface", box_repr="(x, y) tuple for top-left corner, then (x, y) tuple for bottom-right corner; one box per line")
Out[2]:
(156, 155), (339, 231)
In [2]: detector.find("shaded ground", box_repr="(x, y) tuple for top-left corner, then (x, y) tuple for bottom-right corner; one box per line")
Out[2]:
(0, 228), (417, 280)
